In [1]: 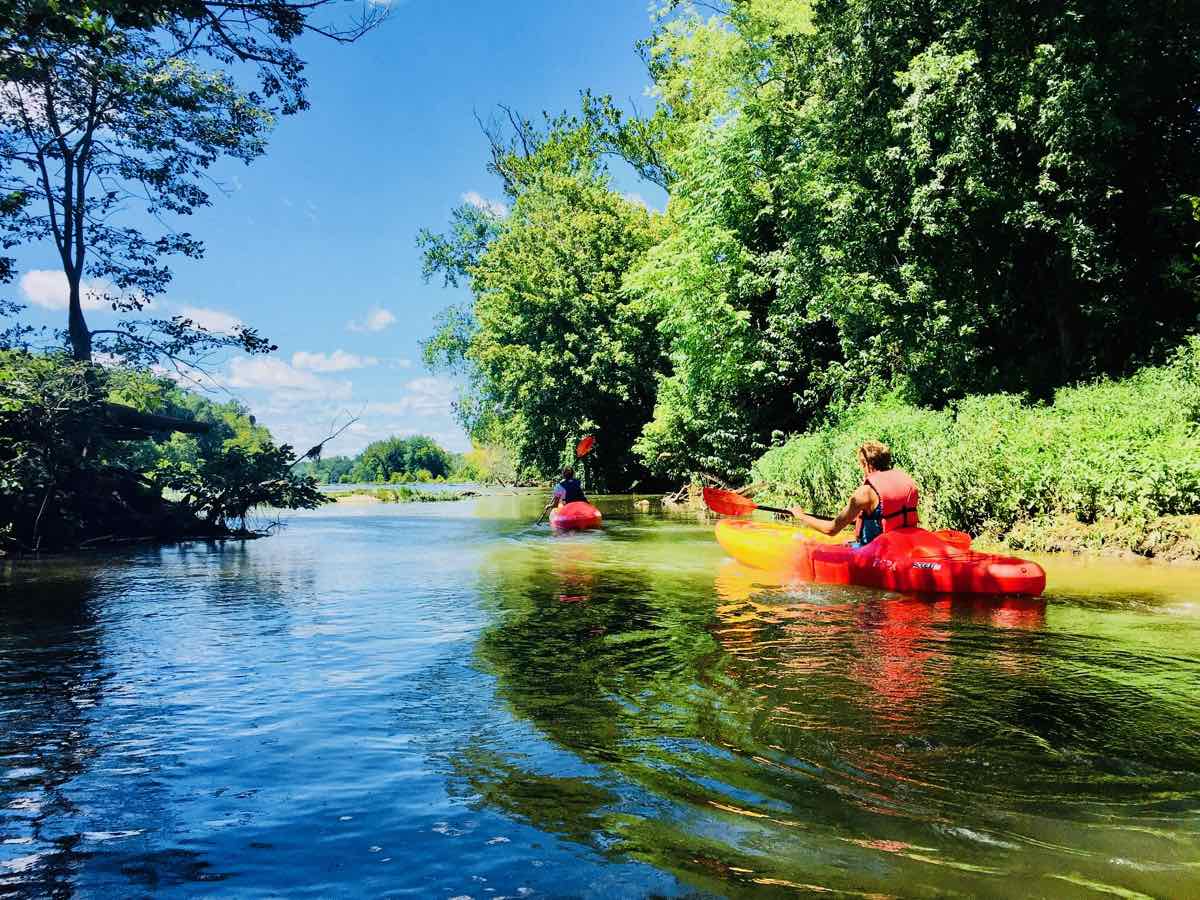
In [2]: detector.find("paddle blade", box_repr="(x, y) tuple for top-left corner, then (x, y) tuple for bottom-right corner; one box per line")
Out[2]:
(575, 435), (595, 458)
(702, 487), (757, 517)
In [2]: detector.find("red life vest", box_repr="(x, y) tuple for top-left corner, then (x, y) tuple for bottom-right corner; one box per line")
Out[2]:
(855, 468), (919, 541)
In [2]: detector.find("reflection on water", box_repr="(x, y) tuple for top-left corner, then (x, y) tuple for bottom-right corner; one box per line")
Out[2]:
(2, 497), (1199, 898)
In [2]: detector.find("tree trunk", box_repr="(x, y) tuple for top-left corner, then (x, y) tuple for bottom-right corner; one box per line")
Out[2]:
(1050, 252), (1084, 382)
(101, 402), (212, 438)
(67, 274), (91, 361)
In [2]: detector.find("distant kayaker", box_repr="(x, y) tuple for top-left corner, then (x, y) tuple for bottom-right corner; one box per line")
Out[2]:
(789, 441), (919, 546)
(544, 466), (587, 513)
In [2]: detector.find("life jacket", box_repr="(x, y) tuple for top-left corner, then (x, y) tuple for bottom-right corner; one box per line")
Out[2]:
(558, 477), (587, 504)
(855, 468), (919, 543)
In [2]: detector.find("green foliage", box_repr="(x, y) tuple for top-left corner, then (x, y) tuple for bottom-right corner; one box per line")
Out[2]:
(424, 0), (1200, 488)
(632, 0), (1200, 480)
(347, 435), (453, 484)
(449, 441), (519, 485)
(0, 351), (107, 549)
(423, 154), (668, 489)
(754, 338), (1200, 536)
(0, 351), (328, 550)
(153, 443), (326, 532)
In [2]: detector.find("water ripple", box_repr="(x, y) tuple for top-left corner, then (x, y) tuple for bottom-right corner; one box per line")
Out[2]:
(1, 499), (1198, 897)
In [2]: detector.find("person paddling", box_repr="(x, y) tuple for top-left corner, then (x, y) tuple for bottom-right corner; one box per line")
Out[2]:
(789, 441), (919, 547)
(543, 466), (587, 516)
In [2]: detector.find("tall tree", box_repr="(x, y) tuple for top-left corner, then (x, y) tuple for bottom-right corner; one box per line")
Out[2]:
(422, 113), (670, 489)
(0, 0), (384, 365)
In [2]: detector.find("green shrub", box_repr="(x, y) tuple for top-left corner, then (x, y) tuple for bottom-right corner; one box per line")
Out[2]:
(753, 338), (1200, 536)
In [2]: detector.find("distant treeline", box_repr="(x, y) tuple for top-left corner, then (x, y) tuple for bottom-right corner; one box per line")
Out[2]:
(420, 1), (1200, 491)
(297, 435), (517, 485)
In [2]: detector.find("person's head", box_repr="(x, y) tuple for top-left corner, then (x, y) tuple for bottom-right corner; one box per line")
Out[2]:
(562, 466), (575, 480)
(857, 440), (892, 474)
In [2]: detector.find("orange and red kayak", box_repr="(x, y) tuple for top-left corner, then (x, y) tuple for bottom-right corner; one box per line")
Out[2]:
(714, 520), (1045, 596)
(550, 501), (603, 531)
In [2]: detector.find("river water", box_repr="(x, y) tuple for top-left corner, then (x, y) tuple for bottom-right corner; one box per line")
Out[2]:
(2, 494), (1198, 898)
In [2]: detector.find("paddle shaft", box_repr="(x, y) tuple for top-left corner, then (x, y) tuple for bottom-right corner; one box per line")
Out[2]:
(756, 503), (795, 517)
(753, 504), (834, 521)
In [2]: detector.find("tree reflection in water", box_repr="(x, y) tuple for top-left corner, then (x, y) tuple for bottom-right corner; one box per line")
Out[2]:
(447, 540), (1199, 898)
(0, 565), (108, 894)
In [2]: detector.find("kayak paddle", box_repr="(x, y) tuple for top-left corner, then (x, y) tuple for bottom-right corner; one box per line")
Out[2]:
(702, 487), (835, 521)
(702, 487), (795, 518)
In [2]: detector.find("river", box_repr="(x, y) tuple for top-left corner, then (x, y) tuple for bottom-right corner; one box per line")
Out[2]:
(2, 494), (1198, 898)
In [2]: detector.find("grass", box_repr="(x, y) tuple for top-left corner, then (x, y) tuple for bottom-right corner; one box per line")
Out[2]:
(752, 338), (1200, 558)
(330, 486), (470, 504)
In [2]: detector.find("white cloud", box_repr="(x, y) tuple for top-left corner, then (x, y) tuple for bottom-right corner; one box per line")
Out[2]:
(226, 356), (352, 399)
(347, 306), (397, 333)
(178, 304), (242, 335)
(20, 270), (111, 311)
(237, 374), (468, 456)
(622, 192), (649, 208)
(363, 376), (458, 417)
(462, 191), (508, 217)
(292, 349), (378, 372)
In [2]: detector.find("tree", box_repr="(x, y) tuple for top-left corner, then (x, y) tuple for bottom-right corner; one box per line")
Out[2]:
(0, 22), (276, 364)
(0, 0), (385, 116)
(153, 441), (327, 533)
(424, 169), (667, 490)
(630, 0), (1200, 479)
(1, 350), (330, 550)
(0, 0), (383, 366)
(346, 435), (455, 483)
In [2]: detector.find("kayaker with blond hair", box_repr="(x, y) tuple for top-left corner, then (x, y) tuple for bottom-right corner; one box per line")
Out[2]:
(790, 441), (919, 547)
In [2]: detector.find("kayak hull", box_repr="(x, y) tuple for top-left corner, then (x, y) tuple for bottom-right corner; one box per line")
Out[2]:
(715, 520), (1045, 596)
(550, 501), (603, 531)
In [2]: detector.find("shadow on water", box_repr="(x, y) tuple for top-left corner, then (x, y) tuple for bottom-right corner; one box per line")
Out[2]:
(0, 543), (315, 897)
(449, 528), (1200, 898)
(0, 566), (107, 897)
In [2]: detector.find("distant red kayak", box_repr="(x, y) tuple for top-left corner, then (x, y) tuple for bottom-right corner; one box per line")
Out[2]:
(715, 520), (1045, 596)
(549, 501), (603, 531)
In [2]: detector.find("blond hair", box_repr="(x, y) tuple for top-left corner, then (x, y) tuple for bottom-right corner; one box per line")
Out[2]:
(858, 440), (893, 471)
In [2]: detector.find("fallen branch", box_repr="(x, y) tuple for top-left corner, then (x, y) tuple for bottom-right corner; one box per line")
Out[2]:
(291, 414), (359, 469)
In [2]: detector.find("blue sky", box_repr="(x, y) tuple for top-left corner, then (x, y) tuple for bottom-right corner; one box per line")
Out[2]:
(11, 0), (665, 456)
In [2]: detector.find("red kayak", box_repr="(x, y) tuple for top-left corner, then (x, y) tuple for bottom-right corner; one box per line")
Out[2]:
(715, 520), (1045, 596)
(549, 501), (603, 531)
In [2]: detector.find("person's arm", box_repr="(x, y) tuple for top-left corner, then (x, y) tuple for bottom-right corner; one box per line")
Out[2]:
(791, 484), (876, 536)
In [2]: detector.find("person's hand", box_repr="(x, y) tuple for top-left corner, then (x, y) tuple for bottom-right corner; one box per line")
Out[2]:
(789, 507), (805, 519)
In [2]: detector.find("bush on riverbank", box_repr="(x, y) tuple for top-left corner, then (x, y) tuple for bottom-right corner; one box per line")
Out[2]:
(0, 351), (327, 553)
(753, 339), (1200, 554)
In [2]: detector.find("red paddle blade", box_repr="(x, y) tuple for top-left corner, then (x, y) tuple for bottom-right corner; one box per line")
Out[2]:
(702, 487), (757, 517)
(575, 435), (595, 457)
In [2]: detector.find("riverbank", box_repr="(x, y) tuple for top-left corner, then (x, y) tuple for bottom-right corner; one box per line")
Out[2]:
(750, 339), (1200, 562)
